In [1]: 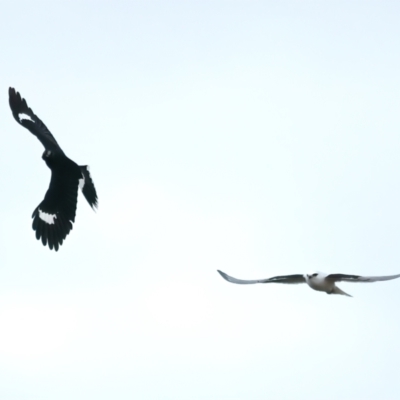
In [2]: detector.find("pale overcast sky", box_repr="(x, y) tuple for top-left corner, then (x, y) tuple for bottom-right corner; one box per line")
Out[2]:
(1, 1), (400, 399)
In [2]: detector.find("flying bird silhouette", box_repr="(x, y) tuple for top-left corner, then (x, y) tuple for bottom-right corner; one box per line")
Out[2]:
(9, 87), (98, 251)
(217, 270), (400, 297)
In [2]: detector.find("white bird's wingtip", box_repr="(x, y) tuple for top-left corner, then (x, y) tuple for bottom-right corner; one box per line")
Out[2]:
(217, 270), (228, 279)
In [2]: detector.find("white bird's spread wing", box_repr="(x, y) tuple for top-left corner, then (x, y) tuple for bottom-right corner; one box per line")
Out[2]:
(326, 273), (400, 283)
(217, 270), (306, 285)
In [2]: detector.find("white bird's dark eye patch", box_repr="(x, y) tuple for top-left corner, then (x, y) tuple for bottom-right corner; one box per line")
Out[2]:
(18, 113), (34, 123)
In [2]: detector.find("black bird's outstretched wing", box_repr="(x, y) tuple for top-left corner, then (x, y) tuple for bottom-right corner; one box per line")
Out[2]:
(8, 87), (64, 153)
(217, 270), (306, 284)
(31, 157), (82, 251)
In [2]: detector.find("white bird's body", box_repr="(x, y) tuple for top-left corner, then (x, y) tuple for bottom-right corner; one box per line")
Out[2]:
(304, 272), (350, 296)
(217, 270), (400, 297)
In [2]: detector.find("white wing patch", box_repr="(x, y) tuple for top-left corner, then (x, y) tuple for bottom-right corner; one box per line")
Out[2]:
(79, 166), (92, 190)
(79, 175), (85, 189)
(38, 209), (57, 225)
(18, 113), (34, 123)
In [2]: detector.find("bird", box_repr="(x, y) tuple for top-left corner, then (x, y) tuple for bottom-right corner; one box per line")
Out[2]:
(217, 270), (400, 297)
(9, 87), (98, 251)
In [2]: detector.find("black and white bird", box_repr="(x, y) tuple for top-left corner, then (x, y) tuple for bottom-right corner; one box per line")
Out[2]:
(9, 87), (98, 251)
(217, 270), (400, 297)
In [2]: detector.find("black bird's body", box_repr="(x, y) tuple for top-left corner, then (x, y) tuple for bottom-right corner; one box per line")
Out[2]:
(9, 87), (98, 251)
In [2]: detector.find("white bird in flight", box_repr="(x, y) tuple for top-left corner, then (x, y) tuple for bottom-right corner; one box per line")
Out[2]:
(217, 270), (400, 297)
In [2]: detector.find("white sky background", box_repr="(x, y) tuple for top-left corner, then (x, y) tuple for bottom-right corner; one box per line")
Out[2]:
(1, 1), (400, 398)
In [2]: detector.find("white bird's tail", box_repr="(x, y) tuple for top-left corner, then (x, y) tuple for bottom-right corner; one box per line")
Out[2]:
(331, 285), (352, 297)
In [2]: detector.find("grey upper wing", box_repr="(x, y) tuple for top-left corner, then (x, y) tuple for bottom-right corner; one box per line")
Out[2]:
(327, 273), (400, 283)
(217, 270), (306, 285)
(9, 87), (64, 153)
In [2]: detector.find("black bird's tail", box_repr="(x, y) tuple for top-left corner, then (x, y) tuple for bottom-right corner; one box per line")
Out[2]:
(79, 166), (98, 210)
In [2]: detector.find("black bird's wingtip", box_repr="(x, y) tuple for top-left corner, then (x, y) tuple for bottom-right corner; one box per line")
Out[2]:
(8, 86), (18, 99)
(8, 86), (16, 102)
